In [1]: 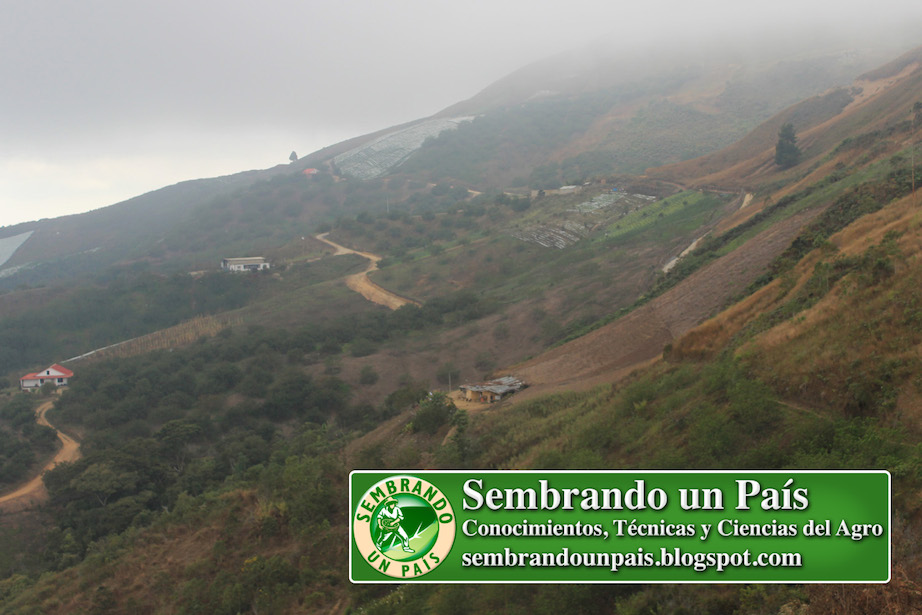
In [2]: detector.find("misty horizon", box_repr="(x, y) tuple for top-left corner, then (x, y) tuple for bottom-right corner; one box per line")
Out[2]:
(3, 0), (922, 228)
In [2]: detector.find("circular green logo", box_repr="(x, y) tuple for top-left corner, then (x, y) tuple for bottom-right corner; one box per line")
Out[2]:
(353, 475), (456, 579)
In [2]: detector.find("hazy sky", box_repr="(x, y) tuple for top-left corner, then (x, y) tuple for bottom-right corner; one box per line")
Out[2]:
(2, 0), (922, 227)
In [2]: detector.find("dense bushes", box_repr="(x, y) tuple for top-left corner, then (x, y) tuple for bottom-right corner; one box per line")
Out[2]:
(38, 323), (353, 554)
(411, 392), (456, 434)
(0, 271), (265, 376)
(0, 395), (56, 487)
(37, 289), (486, 558)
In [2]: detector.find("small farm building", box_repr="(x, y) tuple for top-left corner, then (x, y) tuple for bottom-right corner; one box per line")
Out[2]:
(221, 257), (270, 272)
(459, 376), (526, 403)
(21, 364), (73, 390)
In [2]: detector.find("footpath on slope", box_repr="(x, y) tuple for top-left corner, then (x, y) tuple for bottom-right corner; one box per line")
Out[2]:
(315, 233), (421, 310)
(0, 397), (81, 513)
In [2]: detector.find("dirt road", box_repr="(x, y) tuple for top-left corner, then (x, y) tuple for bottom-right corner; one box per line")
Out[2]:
(0, 398), (81, 512)
(315, 233), (421, 310)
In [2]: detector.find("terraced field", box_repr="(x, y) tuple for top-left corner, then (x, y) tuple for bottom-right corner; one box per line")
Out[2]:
(511, 191), (661, 248)
(511, 205), (828, 396)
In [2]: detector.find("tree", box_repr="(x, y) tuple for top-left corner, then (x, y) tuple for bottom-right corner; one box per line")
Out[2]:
(289, 151), (298, 162)
(412, 392), (456, 434)
(359, 365), (379, 385)
(156, 419), (203, 473)
(775, 123), (801, 168)
(68, 461), (139, 507)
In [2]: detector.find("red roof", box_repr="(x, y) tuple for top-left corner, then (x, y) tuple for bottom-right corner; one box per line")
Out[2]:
(20, 363), (73, 381)
(50, 364), (74, 377)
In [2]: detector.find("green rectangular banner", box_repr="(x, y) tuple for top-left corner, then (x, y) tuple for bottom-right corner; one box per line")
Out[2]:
(349, 470), (890, 583)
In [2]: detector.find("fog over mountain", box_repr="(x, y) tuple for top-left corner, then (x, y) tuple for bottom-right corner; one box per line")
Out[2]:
(3, 0), (922, 226)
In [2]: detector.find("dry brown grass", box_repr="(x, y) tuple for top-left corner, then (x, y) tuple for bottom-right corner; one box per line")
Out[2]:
(731, 193), (922, 422)
(78, 314), (243, 363)
(670, 279), (783, 360)
(807, 517), (922, 614)
(5, 488), (348, 614)
(648, 59), (922, 192)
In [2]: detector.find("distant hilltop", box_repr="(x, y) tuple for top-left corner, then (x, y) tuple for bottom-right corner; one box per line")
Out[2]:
(332, 117), (474, 179)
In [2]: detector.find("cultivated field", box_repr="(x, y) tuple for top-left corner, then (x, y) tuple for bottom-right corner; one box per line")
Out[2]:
(512, 205), (828, 395)
(66, 314), (242, 363)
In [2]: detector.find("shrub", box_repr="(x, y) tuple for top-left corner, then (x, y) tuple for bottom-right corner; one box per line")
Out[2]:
(359, 366), (379, 386)
(412, 392), (456, 434)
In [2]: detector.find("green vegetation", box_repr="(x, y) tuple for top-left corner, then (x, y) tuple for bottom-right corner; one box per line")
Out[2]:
(2, 425), (349, 614)
(585, 149), (922, 335)
(42, 341), (346, 553)
(602, 191), (724, 241)
(744, 233), (899, 347)
(748, 160), (920, 292)
(775, 122), (802, 168)
(3, 42), (922, 615)
(0, 271), (268, 377)
(402, 52), (857, 190)
(0, 395), (56, 487)
(411, 392), (457, 435)
(15, 280), (500, 553)
(400, 92), (620, 186)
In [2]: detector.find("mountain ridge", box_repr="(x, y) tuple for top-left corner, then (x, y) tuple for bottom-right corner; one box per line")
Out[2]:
(2, 37), (914, 289)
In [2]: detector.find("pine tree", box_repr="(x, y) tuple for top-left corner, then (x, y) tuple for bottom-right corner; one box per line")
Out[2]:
(775, 123), (801, 168)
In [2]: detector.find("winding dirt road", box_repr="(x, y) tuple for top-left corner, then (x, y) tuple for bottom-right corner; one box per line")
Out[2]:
(315, 233), (421, 310)
(0, 398), (81, 512)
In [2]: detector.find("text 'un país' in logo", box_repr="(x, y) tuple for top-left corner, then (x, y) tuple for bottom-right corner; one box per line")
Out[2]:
(353, 474), (456, 579)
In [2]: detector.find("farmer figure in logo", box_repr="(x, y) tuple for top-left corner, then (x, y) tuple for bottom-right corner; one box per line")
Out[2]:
(376, 497), (414, 553)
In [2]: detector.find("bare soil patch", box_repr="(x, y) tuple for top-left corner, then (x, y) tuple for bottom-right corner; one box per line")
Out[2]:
(511, 205), (827, 394)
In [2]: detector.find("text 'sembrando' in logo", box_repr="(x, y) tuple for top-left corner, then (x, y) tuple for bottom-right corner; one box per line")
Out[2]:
(353, 474), (456, 579)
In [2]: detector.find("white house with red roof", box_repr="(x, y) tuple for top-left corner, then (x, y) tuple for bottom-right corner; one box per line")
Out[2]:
(20, 364), (73, 391)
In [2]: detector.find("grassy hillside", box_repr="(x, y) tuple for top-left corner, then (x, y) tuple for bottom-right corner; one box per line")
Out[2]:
(2, 39), (922, 615)
(649, 45), (922, 189)
(0, 168), (288, 289)
(415, 41), (905, 190)
(5, 187), (922, 613)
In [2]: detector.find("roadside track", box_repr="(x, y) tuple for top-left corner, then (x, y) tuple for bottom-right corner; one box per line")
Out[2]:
(0, 398), (81, 511)
(315, 233), (421, 310)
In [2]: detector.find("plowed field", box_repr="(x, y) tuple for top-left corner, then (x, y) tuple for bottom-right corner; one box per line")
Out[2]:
(512, 206), (826, 397)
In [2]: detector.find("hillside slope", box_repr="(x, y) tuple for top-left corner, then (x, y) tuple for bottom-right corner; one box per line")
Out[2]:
(648, 45), (922, 188)
(0, 166), (292, 288)
(2, 37), (922, 615)
(513, 45), (922, 396)
(2, 38), (909, 291)
(5, 124), (921, 614)
(512, 205), (826, 396)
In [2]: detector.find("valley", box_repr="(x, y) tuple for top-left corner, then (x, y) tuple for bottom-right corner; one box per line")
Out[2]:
(1, 36), (922, 615)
